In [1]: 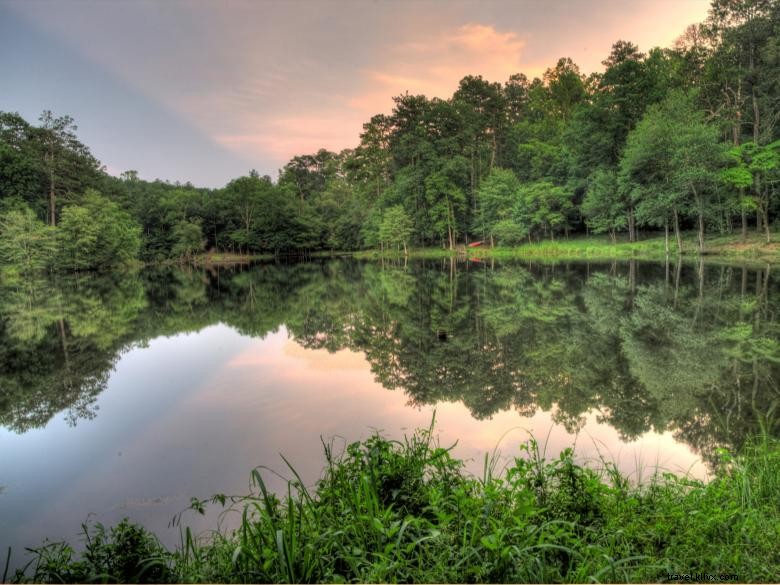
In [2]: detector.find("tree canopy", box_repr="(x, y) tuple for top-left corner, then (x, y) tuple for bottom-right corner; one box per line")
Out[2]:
(3, 0), (780, 267)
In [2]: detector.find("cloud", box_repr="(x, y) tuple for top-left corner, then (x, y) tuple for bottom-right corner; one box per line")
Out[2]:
(216, 114), (366, 161)
(352, 24), (533, 114)
(214, 23), (533, 165)
(6, 0), (710, 184)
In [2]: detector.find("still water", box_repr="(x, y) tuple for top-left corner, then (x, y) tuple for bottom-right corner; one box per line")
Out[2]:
(1, 258), (778, 565)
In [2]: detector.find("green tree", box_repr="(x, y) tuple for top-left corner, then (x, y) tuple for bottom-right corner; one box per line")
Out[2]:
(581, 169), (626, 241)
(221, 173), (280, 252)
(0, 205), (56, 275)
(425, 170), (466, 250)
(378, 205), (414, 254)
(58, 190), (141, 270)
(475, 168), (521, 246)
(620, 91), (724, 253)
(492, 218), (526, 245)
(0, 112), (46, 211)
(514, 181), (574, 241)
(37, 111), (101, 226)
(723, 141), (780, 243)
(171, 221), (205, 260)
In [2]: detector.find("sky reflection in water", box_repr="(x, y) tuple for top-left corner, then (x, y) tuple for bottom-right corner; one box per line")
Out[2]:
(2, 258), (777, 562)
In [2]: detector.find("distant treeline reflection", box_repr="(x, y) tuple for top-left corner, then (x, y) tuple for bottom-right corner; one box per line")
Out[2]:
(0, 258), (778, 467)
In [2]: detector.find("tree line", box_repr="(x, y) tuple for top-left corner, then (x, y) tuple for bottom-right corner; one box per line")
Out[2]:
(2, 0), (780, 269)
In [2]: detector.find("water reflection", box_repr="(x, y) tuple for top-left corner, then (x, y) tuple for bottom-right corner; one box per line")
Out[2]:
(2, 259), (779, 461)
(1, 258), (779, 557)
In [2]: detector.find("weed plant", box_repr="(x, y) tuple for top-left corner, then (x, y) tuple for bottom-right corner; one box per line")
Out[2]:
(7, 424), (780, 583)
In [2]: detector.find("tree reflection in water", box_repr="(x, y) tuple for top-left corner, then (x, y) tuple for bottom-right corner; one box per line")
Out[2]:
(1, 258), (778, 468)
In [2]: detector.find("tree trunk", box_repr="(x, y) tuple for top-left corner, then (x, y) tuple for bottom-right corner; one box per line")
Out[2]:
(697, 209), (705, 255)
(673, 208), (683, 255)
(448, 199), (455, 250)
(627, 209), (636, 243)
(752, 85), (760, 143)
(489, 133), (497, 171)
(48, 159), (57, 226)
(763, 202), (771, 244)
(761, 187), (772, 244)
(674, 256), (682, 306)
(665, 256), (670, 288)
(697, 256), (705, 306)
(664, 219), (670, 257)
(741, 198), (747, 242)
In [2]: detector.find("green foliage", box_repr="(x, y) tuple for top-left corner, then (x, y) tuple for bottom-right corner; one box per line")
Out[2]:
(581, 169), (626, 238)
(424, 170), (467, 249)
(620, 91), (724, 245)
(514, 180), (574, 241)
(4, 2), (780, 260)
(475, 168), (521, 242)
(492, 218), (527, 245)
(14, 519), (172, 583)
(57, 190), (141, 271)
(0, 206), (56, 276)
(377, 205), (413, 252)
(171, 221), (205, 259)
(12, 428), (780, 583)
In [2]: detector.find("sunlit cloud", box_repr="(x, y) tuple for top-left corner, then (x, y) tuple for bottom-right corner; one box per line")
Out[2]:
(214, 23), (535, 165)
(215, 114), (367, 161)
(4, 0), (710, 186)
(352, 24), (536, 115)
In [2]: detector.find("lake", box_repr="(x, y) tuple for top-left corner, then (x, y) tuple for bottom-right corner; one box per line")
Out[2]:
(1, 258), (778, 568)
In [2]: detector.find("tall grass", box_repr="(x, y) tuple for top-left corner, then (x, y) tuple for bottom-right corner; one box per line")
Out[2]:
(9, 423), (780, 583)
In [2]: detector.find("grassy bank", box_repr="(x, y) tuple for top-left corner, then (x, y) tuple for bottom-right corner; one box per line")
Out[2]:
(355, 231), (780, 263)
(189, 252), (273, 266)
(8, 424), (780, 583)
(179, 250), (354, 266)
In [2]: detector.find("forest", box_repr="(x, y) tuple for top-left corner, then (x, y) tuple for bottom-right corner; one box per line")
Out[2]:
(2, 0), (780, 269)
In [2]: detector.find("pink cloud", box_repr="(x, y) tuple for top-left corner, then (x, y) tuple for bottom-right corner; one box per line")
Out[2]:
(9, 1), (711, 184)
(216, 112), (367, 162)
(354, 24), (536, 113)
(215, 23), (536, 166)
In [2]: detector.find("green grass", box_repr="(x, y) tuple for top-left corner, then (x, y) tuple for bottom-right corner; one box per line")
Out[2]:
(474, 237), (670, 260)
(189, 252), (273, 265)
(8, 423), (780, 583)
(355, 231), (780, 263)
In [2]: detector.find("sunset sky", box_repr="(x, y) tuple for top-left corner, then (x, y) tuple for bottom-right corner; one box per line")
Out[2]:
(1, 0), (710, 187)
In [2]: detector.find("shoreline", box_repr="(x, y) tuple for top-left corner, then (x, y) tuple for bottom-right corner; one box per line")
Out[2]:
(142, 232), (780, 269)
(354, 232), (780, 263)
(8, 429), (779, 583)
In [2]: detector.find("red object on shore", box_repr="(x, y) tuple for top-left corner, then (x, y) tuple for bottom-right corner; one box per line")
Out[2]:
(467, 241), (484, 248)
